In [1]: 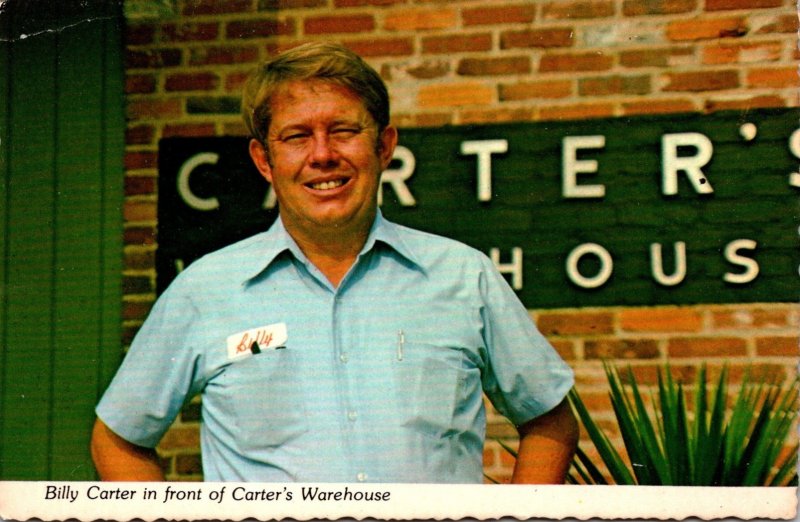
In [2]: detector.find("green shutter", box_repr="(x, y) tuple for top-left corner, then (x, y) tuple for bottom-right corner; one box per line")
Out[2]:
(0, 1), (124, 480)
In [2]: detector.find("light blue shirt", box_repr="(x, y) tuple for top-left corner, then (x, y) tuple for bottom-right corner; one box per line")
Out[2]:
(96, 212), (574, 483)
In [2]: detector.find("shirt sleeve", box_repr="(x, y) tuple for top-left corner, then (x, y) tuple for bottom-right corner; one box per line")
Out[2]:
(95, 276), (207, 448)
(477, 254), (574, 427)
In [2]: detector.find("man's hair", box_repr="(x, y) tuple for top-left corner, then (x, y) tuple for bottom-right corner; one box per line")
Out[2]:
(242, 42), (390, 144)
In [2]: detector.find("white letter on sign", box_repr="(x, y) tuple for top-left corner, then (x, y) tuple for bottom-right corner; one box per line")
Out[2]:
(566, 243), (613, 289)
(562, 135), (606, 199)
(460, 139), (508, 202)
(650, 242), (687, 286)
(661, 132), (714, 196)
(178, 152), (220, 211)
(723, 239), (759, 284)
(379, 145), (417, 206)
(788, 128), (800, 188)
(490, 247), (523, 290)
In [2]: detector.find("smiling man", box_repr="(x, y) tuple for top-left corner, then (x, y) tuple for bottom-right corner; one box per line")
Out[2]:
(91, 42), (577, 483)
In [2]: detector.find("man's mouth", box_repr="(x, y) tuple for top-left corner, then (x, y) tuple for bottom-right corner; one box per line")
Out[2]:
(308, 178), (347, 191)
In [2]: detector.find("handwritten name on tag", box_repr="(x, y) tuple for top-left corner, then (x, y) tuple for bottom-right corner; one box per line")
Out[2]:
(226, 322), (288, 360)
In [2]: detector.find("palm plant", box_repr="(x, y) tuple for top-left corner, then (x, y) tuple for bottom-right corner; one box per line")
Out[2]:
(492, 362), (798, 486)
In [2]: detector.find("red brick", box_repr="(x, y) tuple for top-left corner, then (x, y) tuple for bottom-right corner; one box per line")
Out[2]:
(703, 41), (782, 65)
(622, 98), (696, 115)
(501, 28), (575, 49)
(539, 102), (615, 120)
(161, 22), (220, 42)
(175, 454), (203, 475)
(668, 337), (747, 358)
(624, 364), (697, 385)
(663, 70), (740, 91)
(126, 125), (155, 145)
(459, 107), (535, 125)
(500, 79), (573, 101)
(585, 339), (661, 360)
(705, 0), (782, 9)
(712, 307), (790, 329)
(123, 299), (154, 321)
(754, 14), (798, 34)
(463, 4), (536, 25)
(124, 249), (155, 271)
(162, 123), (217, 138)
(122, 275), (153, 295)
(189, 46), (259, 66)
(384, 61), (449, 80)
(158, 426), (200, 450)
(226, 19), (295, 39)
(620, 47), (694, 68)
(333, 0), (402, 5)
(123, 200), (157, 222)
(165, 72), (219, 92)
(457, 56), (531, 76)
(666, 17), (748, 41)
(417, 82), (494, 108)
(756, 337), (799, 357)
(125, 23), (156, 45)
(263, 0), (327, 7)
(225, 71), (251, 93)
(182, 0), (254, 15)
(345, 38), (414, 57)
(550, 340), (577, 361)
(537, 312), (614, 336)
(125, 74), (157, 94)
(543, 1), (615, 19)
(124, 151), (158, 170)
(305, 14), (375, 34)
(705, 94), (786, 112)
(384, 8), (457, 31)
(539, 52), (613, 72)
(579, 74), (650, 96)
(126, 99), (183, 121)
(125, 48), (182, 69)
(747, 67), (798, 89)
(422, 34), (493, 54)
(124, 226), (157, 246)
(619, 308), (703, 332)
(124, 176), (156, 196)
(623, 0), (696, 15)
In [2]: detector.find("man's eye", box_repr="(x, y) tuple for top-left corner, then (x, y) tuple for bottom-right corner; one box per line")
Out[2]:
(283, 133), (309, 142)
(332, 128), (359, 138)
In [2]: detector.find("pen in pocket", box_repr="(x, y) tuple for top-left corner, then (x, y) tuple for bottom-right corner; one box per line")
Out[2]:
(397, 330), (404, 361)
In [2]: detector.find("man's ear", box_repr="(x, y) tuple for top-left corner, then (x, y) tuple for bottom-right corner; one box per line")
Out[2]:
(248, 138), (273, 183)
(378, 125), (398, 171)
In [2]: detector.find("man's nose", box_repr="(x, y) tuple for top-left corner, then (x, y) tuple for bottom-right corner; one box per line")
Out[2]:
(309, 133), (339, 167)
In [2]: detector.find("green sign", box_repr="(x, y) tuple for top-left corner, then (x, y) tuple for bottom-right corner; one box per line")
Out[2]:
(158, 109), (800, 308)
(378, 108), (800, 307)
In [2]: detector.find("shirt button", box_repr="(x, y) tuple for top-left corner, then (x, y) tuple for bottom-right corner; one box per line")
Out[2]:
(339, 353), (348, 363)
(357, 472), (367, 482)
(347, 410), (358, 422)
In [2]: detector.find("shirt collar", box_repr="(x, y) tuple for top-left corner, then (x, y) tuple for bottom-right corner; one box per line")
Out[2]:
(242, 210), (424, 284)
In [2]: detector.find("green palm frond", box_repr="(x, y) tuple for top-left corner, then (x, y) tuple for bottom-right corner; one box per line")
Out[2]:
(567, 363), (799, 486)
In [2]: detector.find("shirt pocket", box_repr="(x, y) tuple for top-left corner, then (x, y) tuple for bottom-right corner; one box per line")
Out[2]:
(394, 342), (474, 439)
(224, 350), (309, 452)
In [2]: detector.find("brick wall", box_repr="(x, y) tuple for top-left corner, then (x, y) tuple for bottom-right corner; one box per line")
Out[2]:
(120, 0), (799, 482)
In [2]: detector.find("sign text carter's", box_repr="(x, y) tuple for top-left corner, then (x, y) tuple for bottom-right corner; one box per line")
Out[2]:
(157, 108), (800, 308)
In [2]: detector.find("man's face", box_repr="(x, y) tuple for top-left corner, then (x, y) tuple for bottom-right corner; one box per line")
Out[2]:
(249, 79), (397, 240)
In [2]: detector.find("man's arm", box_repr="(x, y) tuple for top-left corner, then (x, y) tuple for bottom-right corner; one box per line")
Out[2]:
(511, 398), (578, 484)
(90, 418), (165, 481)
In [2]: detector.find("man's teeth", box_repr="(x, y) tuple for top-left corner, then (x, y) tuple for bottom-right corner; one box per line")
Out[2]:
(310, 179), (345, 190)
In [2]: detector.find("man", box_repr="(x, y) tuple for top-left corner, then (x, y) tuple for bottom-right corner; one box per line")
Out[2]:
(91, 42), (577, 483)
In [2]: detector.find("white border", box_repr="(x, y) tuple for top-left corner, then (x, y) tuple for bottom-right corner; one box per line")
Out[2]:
(1, 482), (796, 521)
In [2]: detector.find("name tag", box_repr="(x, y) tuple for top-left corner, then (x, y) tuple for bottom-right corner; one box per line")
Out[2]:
(226, 322), (288, 360)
